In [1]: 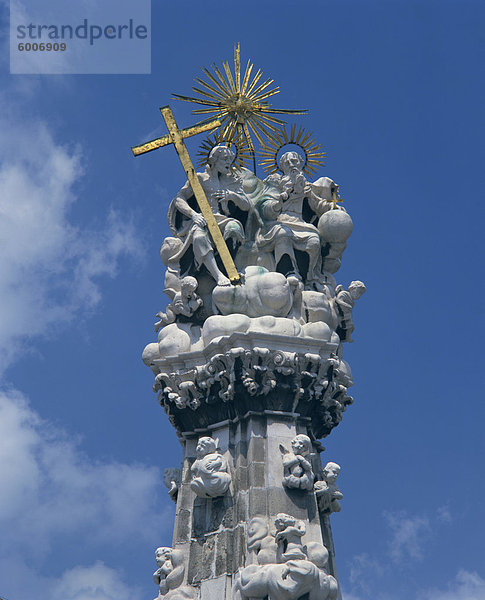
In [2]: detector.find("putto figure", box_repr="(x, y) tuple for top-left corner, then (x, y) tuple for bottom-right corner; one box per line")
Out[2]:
(315, 461), (343, 514)
(154, 276), (202, 331)
(190, 436), (232, 498)
(274, 513), (307, 561)
(280, 434), (314, 491)
(168, 145), (250, 285)
(247, 517), (278, 565)
(334, 280), (366, 342)
(153, 546), (195, 600)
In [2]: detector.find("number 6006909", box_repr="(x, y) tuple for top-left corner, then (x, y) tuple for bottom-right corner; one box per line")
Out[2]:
(18, 42), (67, 51)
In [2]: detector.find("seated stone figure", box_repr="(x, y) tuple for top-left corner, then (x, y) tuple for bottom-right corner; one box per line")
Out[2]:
(280, 434), (314, 491)
(168, 145), (250, 285)
(257, 151), (335, 288)
(190, 436), (232, 498)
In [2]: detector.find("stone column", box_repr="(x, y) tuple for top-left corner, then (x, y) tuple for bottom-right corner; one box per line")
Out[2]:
(155, 336), (349, 599)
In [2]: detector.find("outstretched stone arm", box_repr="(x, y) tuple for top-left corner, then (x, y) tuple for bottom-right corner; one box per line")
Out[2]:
(307, 188), (334, 218)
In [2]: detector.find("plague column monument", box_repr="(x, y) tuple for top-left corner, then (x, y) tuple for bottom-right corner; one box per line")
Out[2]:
(134, 45), (365, 600)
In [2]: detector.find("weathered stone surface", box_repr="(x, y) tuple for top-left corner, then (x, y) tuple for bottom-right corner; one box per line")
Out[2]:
(187, 535), (216, 584)
(247, 436), (265, 463)
(248, 487), (268, 516)
(174, 508), (191, 544)
(200, 575), (230, 600)
(248, 461), (266, 488)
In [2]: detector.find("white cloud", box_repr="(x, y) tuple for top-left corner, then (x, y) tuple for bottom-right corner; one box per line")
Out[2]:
(49, 562), (142, 600)
(342, 593), (366, 600)
(0, 557), (143, 600)
(420, 570), (485, 600)
(384, 510), (431, 562)
(0, 95), (143, 373)
(436, 504), (452, 523)
(348, 552), (385, 598)
(0, 390), (168, 558)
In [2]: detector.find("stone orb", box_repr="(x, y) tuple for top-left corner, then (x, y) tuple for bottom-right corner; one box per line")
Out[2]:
(142, 343), (161, 373)
(318, 209), (353, 244)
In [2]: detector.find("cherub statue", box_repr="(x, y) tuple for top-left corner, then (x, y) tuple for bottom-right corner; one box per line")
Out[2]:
(280, 434), (314, 491)
(334, 280), (366, 342)
(234, 513), (339, 600)
(153, 546), (195, 600)
(153, 547), (174, 596)
(274, 513), (306, 561)
(163, 467), (181, 503)
(154, 276), (202, 331)
(247, 517), (278, 565)
(190, 436), (232, 498)
(314, 462), (343, 514)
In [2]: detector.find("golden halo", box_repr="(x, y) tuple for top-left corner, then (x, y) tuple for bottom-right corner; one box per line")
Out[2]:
(196, 131), (252, 171)
(173, 43), (306, 161)
(258, 125), (326, 177)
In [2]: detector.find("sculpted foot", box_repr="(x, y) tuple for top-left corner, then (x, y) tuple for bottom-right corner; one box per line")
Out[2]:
(217, 275), (231, 286)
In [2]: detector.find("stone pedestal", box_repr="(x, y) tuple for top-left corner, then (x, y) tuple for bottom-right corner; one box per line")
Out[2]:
(156, 337), (347, 599)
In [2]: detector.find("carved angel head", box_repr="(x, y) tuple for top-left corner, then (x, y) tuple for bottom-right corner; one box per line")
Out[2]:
(323, 461), (341, 484)
(348, 280), (366, 300)
(196, 436), (217, 458)
(155, 546), (172, 568)
(274, 513), (297, 531)
(290, 434), (312, 456)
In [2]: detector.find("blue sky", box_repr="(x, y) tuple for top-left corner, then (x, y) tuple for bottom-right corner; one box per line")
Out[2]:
(0, 1), (484, 599)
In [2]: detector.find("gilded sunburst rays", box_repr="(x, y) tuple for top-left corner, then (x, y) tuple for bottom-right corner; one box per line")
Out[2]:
(173, 43), (306, 159)
(196, 131), (252, 171)
(258, 125), (326, 177)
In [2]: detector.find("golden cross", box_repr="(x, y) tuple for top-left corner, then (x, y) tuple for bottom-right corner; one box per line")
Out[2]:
(331, 189), (343, 209)
(132, 105), (241, 285)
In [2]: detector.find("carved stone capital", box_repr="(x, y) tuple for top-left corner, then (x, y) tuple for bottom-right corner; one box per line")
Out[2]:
(150, 333), (352, 439)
